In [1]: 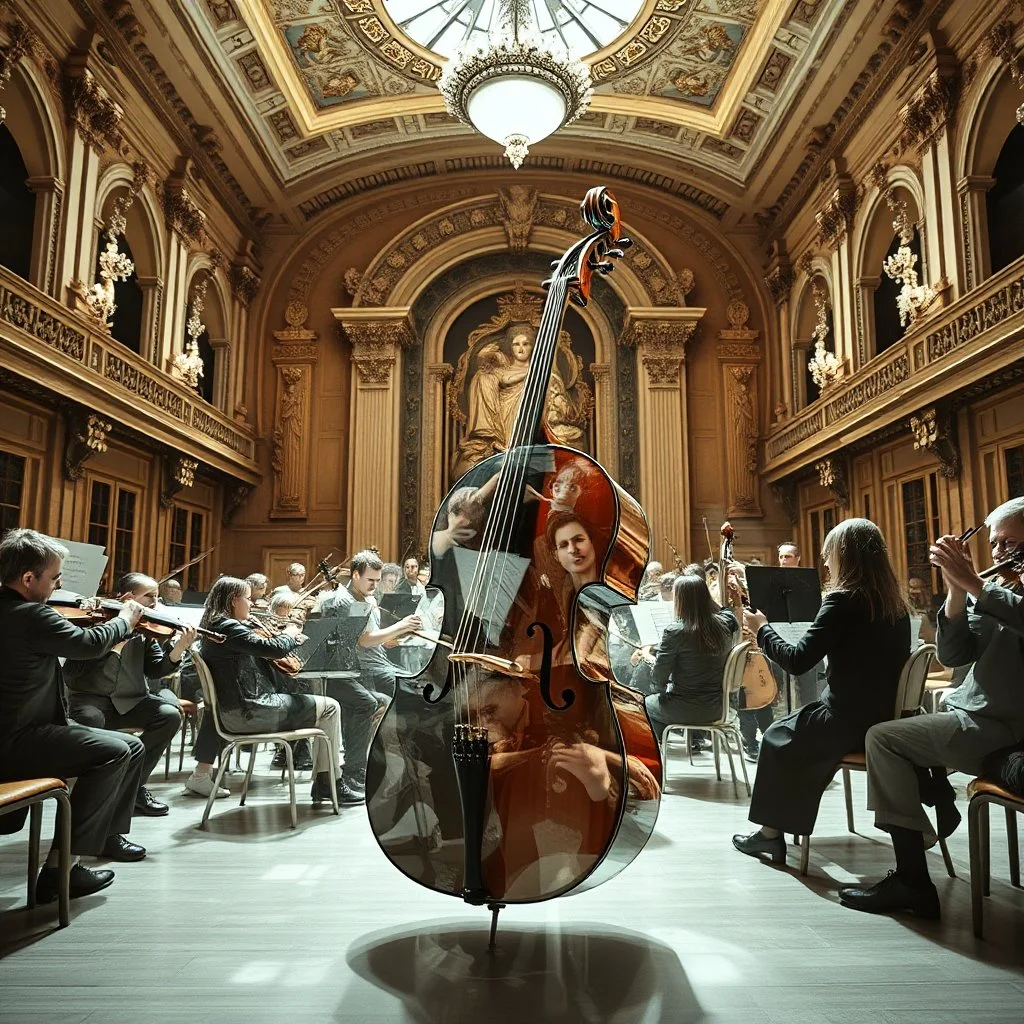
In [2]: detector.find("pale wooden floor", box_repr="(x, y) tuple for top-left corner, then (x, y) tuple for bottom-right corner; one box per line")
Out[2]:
(1, 741), (1022, 1024)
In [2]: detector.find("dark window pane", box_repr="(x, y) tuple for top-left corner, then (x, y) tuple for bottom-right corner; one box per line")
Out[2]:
(1006, 445), (1024, 498)
(0, 124), (37, 282)
(0, 451), (25, 531)
(987, 124), (1024, 274)
(188, 511), (205, 590)
(113, 489), (136, 584)
(87, 481), (111, 549)
(903, 478), (929, 583)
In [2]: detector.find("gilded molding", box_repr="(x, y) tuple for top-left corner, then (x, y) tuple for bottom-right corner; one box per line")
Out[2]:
(909, 405), (961, 479)
(160, 455), (199, 508)
(64, 65), (124, 154)
(815, 457), (850, 507)
(764, 264), (795, 306)
(162, 178), (206, 246)
(897, 67), (960, 154)
(0, 18), (34, 124)
(815, 182), (859, 250)
(229, 262), (261, 308)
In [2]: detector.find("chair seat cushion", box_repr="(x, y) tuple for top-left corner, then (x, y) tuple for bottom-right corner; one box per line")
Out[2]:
(968, 777), (1024, 806)
(0, 778), (68, 808)
(839, 752), (866, 769)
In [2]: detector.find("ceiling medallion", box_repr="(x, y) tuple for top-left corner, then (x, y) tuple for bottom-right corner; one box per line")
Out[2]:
(438, 0), (592, 169)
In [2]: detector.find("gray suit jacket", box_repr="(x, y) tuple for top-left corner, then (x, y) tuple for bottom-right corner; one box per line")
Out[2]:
(939, 582), (1024, 737)
(63, 632), (178, 714)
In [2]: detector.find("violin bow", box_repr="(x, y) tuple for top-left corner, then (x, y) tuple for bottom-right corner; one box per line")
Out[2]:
(158, 545), (216, 587)
(702, 517), (716, 565)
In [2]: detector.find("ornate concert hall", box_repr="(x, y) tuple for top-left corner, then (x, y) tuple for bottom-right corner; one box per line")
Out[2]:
(0, 0), (1022, 1020)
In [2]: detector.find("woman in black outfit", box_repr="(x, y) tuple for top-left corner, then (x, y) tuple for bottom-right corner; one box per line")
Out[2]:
(644, 574), (738, 742)
(194, 576), (350, 804)
(733, 518), (910, 865)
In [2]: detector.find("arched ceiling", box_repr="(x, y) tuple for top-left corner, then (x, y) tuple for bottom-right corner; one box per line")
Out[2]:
(99, 1), (936, 234)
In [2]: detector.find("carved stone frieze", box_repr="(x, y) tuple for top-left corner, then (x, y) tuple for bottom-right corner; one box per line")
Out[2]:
(926, 268), (1024, 361)
(338, 315), (416, 388)
(621, 317), (700, 388)
(815, 457), (850, 507)
(816, 181), (859, 250)
(270, 364), (310, 517)
(64, 66), (123, 154)
(0, 19), (35, 124)
(63, 410), (112, 481)
(898, 67), (960, 153)
(909, 405), (961, 479)
(229, 262), (260, 307)
(160, 455), (199, 508)
(764, 264), (795, 306)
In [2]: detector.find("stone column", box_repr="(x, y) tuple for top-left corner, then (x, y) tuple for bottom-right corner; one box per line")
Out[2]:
(161, 173), (206, 371)
(956, 176), (995, 291)
(269, 302), (319, 519)
(717, 302), (763, 518)
(209, 337), (229, 411)
(135, 276), (164, 364)
(333, 307), (415, 553)
(421, 363), (453, 547)
(230, 261), (261, 422)
(589, 362), (616, 476)
(621, 308), (705, 566)
(855, 275), (880, 362)
(26, 175), (64, 297)
(764, 254), (795, 422)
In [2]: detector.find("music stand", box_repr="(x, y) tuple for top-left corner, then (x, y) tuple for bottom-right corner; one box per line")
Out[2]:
(297, 611), (370, 675)
(745, 566), (821, 623)
(380, 592), (421, 620)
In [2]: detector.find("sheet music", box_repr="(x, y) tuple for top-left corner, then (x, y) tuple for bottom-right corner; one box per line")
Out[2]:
(455, 547), (531, 645)
(769, 621), (814, 646)
(628, 602), (676, 647)
(910, 616), (923, 651)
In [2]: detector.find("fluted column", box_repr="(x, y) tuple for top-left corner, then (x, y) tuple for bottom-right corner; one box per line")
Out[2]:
(956, 175), (995, 291)
(764, 255), (795, 422)
(717, 303), (762, 518)
(589, 362), (616, 476)
(26, 175), (64, 297)
(333, 307), (415, 552)
(422, 362), (452, 547)
(269, 303), (319, 519)
(135, 276), (163, 364)
(622, 308), (705, 566)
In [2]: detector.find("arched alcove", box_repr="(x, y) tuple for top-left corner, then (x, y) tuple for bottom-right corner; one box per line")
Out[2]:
(792, 273), (834, 409)
(0, 124), (36, 282)
(987, 124), (1024, 274)
(183, 264), (230, 408)
(93, 226), (143, 352)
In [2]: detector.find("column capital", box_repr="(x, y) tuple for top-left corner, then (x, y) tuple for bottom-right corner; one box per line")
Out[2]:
(332, 307), (415, 387)
(272, 301), (318, 363)
(621, 308), (705, 388)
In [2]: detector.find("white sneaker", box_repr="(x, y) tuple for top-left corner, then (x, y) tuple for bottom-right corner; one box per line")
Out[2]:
(185, 772), (229, 799)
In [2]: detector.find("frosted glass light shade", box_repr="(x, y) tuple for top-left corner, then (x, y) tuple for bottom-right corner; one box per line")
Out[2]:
(466, 76), (567, 146)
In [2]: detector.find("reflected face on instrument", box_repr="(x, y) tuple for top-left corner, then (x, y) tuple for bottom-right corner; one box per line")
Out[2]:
(403, 558), (419, 582)
(418, 566), (430, 584)
(551, 473), (581, 506)
(380, 572), (399, 594)
(25, 556), (63, 603)
(466, 679), (527, 737)
(129, 578), (160, 608)
(230, 585), (253, 622)
(553, 521), (596, 581)
(510, 333), (533, 363)
(778, 545), (800, 567)
(351, 567), (381, 601)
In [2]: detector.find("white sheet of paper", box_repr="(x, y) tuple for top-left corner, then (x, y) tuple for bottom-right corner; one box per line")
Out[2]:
(629, 602), (676, 647)
(770, 621), (814, 646)
(455, 547), (531, 645)
(55, 539), (108, 597)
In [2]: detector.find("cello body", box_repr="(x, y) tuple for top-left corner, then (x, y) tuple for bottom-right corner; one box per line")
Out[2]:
(366, 443), (662, 903)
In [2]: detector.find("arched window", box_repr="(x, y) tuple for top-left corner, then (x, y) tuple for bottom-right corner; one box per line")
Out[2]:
(987, 124), (1024, 274)
(794, 276), (833, 409)
(0, 124), (36, 282)
(183, 301), (216, 404)
(94, 228), (143, 353)
(873, 225), (923, 354)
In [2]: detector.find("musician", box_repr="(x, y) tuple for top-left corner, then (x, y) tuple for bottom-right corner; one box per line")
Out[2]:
(63, 572), (192, 819)
(395, 556), (425, 598)
(638, 561), (663, 602)
(158, 578), (183, 606)
(644, 575), (737, 743)
(245, 573), (269, 610)
(775, 541), (824, 707)
(380, 563), (401, 594)
(194, 576), (348, 806)
(733, 518), (910, 868)
(318, 550), (422, 799)
(270, 563), (306, 599)
(840, 498), (1024, 918)
(777, 542), (800, 568)
(0, 528), (148, 901)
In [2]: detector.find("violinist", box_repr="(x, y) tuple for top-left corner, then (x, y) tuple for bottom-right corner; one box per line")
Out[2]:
(158, 578), (182, 606)
(841, 497), (1024, 919)
(63, 572), (193, 820)
(0, 528), (148, 902)
(638, 561), (663, 602)
(190, 576), (348, 807)
(733, 519), (910, 871)
(245, 572), (269, 611)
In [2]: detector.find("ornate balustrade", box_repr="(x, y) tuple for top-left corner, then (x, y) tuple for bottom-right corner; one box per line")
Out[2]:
(0, 267), (258, 482)
(764, 258), (1024, 480)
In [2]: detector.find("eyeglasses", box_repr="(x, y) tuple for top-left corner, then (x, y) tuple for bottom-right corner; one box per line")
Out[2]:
(991, 538), (1020, 556)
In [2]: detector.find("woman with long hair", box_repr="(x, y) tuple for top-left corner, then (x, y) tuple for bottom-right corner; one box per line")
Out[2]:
(644, 574), (738, 743)
(190, 576), (351, 805)
(733, 518), (910, 865)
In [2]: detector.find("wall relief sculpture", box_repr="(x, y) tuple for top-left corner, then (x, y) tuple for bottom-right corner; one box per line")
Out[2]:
(447, 287), (593, 480)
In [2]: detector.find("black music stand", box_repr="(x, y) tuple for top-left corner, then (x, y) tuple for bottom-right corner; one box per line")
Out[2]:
(297, 612), (370, 675)
(380, 592), (421, 620)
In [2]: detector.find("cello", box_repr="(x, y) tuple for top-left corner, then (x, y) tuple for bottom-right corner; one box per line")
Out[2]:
(365, 187), (661, 946)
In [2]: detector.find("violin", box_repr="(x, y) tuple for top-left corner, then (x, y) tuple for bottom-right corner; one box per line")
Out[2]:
(48, 593), (225, 643)
(365, 188), (661, 938)
(718, 523), (778, 711)
(243, 611), (305, 676)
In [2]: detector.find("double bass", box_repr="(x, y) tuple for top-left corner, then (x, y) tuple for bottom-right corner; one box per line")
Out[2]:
(365, 188), (662, 945)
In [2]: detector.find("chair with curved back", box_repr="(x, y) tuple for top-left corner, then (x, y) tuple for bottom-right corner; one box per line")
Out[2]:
(190, 652), (338, 829)
(967, 777), (1023, 938)
(659, 640), (752, 798)
(796, 643), (956, 877)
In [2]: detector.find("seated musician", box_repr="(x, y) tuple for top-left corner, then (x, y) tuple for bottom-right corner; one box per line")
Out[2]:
(318, 550), (422, 801)
(271, 562), (306, 600)
(638, 561), (663, 602)
(262, 590), (314, 772)
(191, 576), (346, 806)
(0, 528), (148, 900)
(245, 572), (269, 610)
(840, 498), (1024, 918)
(733, 518), (911, 868)
(158, 578), (182, 606)
(643, 575), (738, 744)
(394, 556), (425, 597)
(63, 572), (192, 820)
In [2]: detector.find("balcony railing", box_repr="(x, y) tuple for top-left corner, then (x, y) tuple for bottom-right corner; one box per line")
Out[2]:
(0, 267), (258, 481)
(764, 258), (1024, 479)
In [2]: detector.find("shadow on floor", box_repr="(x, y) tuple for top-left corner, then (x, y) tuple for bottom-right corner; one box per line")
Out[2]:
(342, 918), (703, 1023)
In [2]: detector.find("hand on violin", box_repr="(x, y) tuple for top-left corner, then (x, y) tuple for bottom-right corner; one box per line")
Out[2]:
(171, 624), (198, 659)
(398, 614), (423, 637)
(743, 607), (768, 636)
(929, 535), (982, 598)
(118, 599), (146, 630)
(548, 741), (612, 801)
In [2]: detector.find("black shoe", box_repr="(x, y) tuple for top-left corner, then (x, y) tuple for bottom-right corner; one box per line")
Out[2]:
(839, 870), (940, 919)
(310, 774), (364, 806)
(100, 835), (147, 862)
(294, 740), (314, 771)
(271, 746), (287, 770)
(347, 768), (367, 793)
(36, 863), (115, 904)
(732, 830), (786, 865)
(134, 787), (169, 817)
(742, 745), (759, 764)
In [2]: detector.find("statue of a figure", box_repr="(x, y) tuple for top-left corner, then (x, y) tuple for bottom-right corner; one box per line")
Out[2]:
(273, 366), (305, 508)
(727, 365), (758, 511)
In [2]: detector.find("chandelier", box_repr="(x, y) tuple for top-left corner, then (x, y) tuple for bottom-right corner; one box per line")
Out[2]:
(438, 0), (593, 169)
(172, 276), (208, 392)
(807, 281), (843, 392)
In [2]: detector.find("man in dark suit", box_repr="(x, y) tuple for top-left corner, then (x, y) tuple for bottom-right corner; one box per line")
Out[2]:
(0, 528), (148, 901)
(64, 571), (193, 817)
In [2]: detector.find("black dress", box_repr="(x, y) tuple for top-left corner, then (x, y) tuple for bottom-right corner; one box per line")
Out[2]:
(747, 590), (909, 835)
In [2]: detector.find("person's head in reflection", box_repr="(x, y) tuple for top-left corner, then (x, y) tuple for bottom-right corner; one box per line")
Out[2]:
(907, 575), (932, 612)
(380, 563), (401, 594)
(402, 556), (420, 585)
(418, 562), (430, 585)
(777, 542), (800, 567)
(158, 578), (182, 606)
(465, 676), (529, 750)
(643, 560), (663, 587)
(658, 572), (677, 602)
(547, 511), (604, 591)
(549, 459), (592, 512)
(447, 486), (487, 544)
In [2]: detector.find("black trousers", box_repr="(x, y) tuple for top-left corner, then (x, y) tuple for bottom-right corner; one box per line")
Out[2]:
(0, 724), (145, 856)
(739, 705), (774, 750)
(69, 692), (182, 789)
(325, 677), (387, 778)
(748, 700), (870, 835)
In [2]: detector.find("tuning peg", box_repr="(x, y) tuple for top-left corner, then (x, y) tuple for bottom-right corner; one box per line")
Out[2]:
(606, 248), (625, 259)
(618, 237), (633, 249)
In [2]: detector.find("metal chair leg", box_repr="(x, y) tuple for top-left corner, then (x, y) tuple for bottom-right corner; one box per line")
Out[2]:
(284, 742), (297, 829)
(1007, 807), (1020, 887)
(799, 834), (810, 876)
(27, 800), (42, 909)
(240, 745), (257, 805)
(968, 796), (985, 939)
(842, 768), (855, 832)
(721, 729), (740, 798)
(731, 727), (751, 796)
(201, 743), (235, 829)
(321, 736), (339, 815)
(712, 731), (722, 781)
(55, 790), (71, 928)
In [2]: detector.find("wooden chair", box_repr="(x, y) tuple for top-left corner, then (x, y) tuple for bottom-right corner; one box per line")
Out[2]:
(163, 697), (201, 780)
(967, 777), (1024, 938)
(0, 779), (72, 927)
(660, 641), (751, 797)
(191, 652), (339, 828)
(797, 644), (955, 878)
